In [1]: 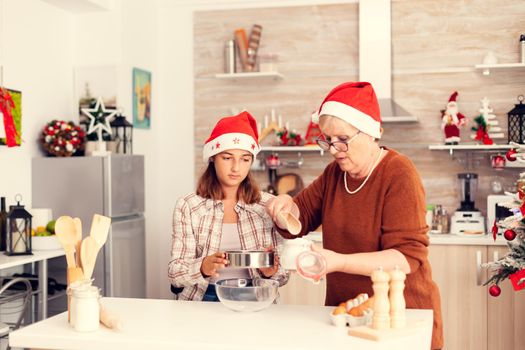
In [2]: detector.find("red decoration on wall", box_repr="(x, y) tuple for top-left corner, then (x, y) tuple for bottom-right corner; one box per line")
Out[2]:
(304, 121), (322, 145)
(0, 88), (18, 147)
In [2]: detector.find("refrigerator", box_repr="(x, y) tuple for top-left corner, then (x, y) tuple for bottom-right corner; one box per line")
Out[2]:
(32, 155), (146, 300)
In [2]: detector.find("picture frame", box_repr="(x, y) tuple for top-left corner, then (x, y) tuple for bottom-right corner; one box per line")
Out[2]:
(0, 88), (22, 146)
(132, 68), (151, 129)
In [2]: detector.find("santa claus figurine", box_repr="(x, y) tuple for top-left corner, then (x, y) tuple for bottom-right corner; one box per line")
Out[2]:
(441, 91), (467, 145)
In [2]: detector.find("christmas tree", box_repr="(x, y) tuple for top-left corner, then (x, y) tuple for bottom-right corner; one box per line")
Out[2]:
(485, 173), (525, 296)
(471, 97), (504, 145)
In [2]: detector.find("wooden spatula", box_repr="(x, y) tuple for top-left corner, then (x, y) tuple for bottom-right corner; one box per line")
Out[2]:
(89, 214), (111, 248)
(54, 216), (77, 268)
(81, 236), (100, 281)
(73, 217), (83, 268)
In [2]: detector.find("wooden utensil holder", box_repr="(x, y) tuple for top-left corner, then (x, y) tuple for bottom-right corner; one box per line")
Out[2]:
(67, 267), (85, 323)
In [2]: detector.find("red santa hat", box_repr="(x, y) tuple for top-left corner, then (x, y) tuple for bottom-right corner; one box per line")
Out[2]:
(448, 91), (458, 102)
(203, 111), (260, 162)
(312, 82), (382, 139)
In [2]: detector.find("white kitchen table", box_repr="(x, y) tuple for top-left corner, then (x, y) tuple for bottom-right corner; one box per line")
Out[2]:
(10, 297), (433, 350)
(0, 249), (65, 320)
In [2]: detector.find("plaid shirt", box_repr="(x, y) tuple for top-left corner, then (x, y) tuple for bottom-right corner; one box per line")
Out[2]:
(168, 191), (289, 301)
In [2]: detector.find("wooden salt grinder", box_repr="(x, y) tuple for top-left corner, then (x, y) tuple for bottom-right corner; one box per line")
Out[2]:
(389, 266), (406, 329)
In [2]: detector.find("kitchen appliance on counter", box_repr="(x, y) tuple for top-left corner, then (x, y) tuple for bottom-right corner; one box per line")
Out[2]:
(32, 155), (146, 304)
(487, 194), (514, 235)
(450, 173), (485, 235)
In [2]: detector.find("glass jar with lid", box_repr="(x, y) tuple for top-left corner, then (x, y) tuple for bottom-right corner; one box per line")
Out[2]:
(69, 283), (100, 332)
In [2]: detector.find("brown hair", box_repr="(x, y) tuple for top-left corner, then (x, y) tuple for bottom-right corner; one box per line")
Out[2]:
(196, 162), (261, 204)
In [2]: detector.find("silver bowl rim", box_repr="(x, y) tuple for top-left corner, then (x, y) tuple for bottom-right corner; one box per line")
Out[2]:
(215, 278), (279, 289)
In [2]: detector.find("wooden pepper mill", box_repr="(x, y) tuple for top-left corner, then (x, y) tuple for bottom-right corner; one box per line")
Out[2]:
(389, 266), (406, 329)
(371, 266), (390, 330)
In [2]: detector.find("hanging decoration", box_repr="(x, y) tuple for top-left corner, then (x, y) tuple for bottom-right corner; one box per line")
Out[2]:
(0, 87), (21, 147)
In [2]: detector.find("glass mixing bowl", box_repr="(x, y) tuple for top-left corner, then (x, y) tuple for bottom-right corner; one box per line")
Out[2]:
(296, 250), (327, 283)
(215, 278), (278, 312)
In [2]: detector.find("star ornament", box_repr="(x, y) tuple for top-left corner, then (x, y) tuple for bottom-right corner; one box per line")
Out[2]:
(81, 97), (116, 138)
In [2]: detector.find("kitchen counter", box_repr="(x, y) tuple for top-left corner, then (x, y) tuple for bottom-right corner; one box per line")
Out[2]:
(306, 231), (508, 246)
(10, 297), (433, 350)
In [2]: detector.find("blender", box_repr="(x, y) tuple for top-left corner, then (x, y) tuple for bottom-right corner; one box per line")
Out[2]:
(450, 173), (485, 235)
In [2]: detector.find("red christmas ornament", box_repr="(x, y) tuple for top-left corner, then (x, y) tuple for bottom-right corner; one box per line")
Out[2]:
(504, 229), (517, 241)
(489, 284), (501, 297)
(506, 149), (517, 161)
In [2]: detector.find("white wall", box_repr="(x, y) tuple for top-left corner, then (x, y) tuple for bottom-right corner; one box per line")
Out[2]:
(0, 0), (74, 204)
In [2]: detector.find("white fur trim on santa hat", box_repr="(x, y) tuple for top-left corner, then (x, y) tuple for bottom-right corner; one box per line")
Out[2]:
(312, 101), (381, 139)
(202, 132), (260, 162)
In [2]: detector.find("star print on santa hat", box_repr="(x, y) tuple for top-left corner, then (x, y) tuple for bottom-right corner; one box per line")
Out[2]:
(311, 82), (381, 139)
(81, 97), (116, 138)
(202, 111), (261, 162)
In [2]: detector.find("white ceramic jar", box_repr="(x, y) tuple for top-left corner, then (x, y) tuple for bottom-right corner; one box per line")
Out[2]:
(70, 285), (100, 332)
(279, 238), (312, 270)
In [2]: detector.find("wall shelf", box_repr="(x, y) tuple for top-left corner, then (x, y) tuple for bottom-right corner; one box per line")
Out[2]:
(261, 145), (324, 156)
(214, 71), (284, 81)
(428, 143), (513, 155)
(474, 63), (525, 75)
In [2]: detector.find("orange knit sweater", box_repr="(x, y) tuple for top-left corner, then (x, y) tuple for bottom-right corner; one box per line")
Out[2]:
(281, 148), (443, 349)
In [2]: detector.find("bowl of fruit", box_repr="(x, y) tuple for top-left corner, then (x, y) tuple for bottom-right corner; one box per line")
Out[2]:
(32, 220), (61, 251)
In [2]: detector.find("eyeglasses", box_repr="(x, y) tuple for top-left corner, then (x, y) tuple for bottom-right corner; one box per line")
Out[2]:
(316, 131), (361, 152)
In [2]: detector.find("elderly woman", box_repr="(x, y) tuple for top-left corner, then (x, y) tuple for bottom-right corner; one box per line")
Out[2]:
(266, 82), (443, 349)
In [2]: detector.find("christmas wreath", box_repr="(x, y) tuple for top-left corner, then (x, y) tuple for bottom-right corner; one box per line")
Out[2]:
(40, 120), (85, 157)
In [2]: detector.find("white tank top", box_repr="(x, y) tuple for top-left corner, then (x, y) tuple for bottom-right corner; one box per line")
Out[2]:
(210, 223), (251, 284)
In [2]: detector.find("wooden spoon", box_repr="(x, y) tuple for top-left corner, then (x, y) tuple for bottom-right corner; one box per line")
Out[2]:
(89, 214), (112, 248)
(277, 212), (302, 235)
(81, 236), (100, 280)
(73, 217), (83, 268)
(54, 216), (77, 268)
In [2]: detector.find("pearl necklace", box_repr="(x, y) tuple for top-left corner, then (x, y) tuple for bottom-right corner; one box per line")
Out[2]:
(344, 148), (384, 195)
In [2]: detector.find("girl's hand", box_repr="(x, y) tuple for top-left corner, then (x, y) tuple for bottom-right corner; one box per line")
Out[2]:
(266, 194), (295, 228)
(201, 252), (228, 278)
(258, 246), (279, 278)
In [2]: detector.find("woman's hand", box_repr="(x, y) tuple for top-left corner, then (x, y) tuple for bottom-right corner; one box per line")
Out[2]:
(311, 244), (346, 275)
(258, 246), (279, 278)
(200, 252), (228, 278)
(266, 194), (295, 229)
